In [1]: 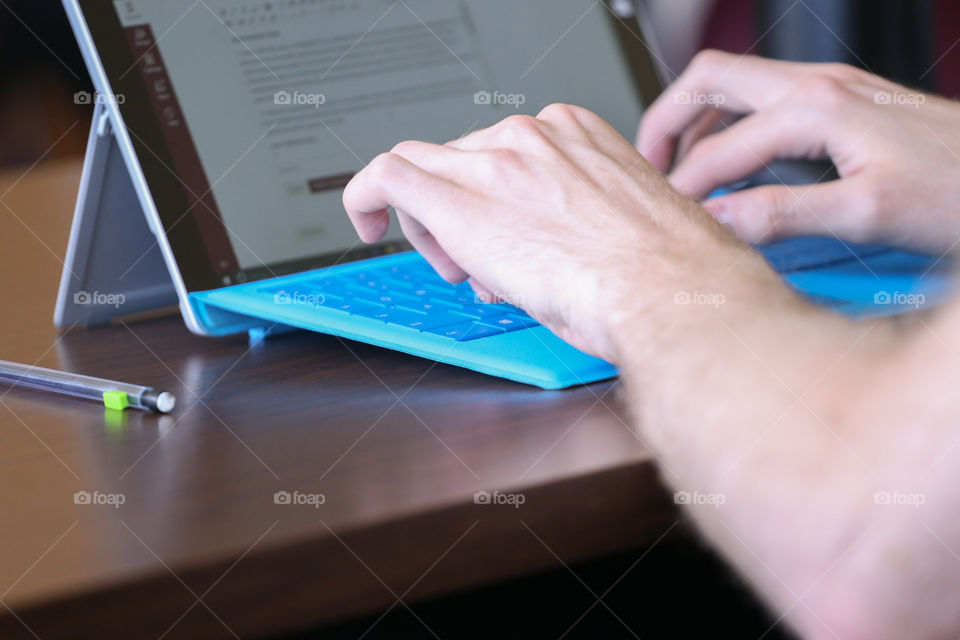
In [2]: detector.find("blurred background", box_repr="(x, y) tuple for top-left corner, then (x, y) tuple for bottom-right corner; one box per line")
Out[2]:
(1, 0), (959, 170)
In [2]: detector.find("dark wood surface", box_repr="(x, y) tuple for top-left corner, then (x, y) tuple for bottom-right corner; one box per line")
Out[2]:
(0, 159), (677, 639)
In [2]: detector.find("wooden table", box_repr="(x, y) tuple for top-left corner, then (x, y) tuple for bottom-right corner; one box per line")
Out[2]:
(0, 159), (677, 639)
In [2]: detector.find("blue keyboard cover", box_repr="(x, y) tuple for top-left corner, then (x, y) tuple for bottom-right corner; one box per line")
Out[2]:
(255, 260), (539, 342)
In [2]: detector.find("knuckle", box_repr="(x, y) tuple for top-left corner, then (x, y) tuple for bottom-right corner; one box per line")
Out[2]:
(793, 76), (850, 109)
(390, 140), (420, 157)
(689, 49), (727, 76)
(538, 102), (595, 124)
(367, 152), (402, 182)
(822, 62), (867, 84)
(497, 113), (554, 151)
(762, 188), (799, 237)
(537, 102), (575, 120)
(499, 113), (541, 135)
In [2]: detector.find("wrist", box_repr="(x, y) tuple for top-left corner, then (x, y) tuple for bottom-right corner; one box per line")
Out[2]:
(600, 238), (806, 371)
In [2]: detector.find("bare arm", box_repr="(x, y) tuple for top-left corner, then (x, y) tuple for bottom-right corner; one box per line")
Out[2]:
(342, 92), (960, 638)
(631, 55), (960, 636)
(613, 272), (960, 640)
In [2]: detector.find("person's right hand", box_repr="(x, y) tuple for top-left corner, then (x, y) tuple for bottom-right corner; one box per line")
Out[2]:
(638, 51), (960, 253)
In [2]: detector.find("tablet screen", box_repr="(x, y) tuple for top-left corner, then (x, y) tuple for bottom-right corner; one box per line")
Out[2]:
(77, 0), (659, 291)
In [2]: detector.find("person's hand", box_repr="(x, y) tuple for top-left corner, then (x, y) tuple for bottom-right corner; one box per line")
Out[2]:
(343, 104), (785, 362)
(638, 50), (960, 253)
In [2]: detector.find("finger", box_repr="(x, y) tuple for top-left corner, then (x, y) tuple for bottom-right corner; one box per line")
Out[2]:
(446, 113), (562, 153)
(703, 178), (872, 244)
(447, 108), (604, 156)
(537, 103), (611, 139)
(342, 152), (460, 243)
(389, 139), (476, 177)
(670, 105), (835, 199)
(675, 108), (727, 162)
(468, 277), (497, 303)
(446, 116), (516, 151)
(638, 51), (807, 171)
(537, 103), (640, 165)
(396, 210), (469, 282)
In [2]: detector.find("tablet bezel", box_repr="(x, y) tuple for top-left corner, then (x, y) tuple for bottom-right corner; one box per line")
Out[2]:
(72, 0), (663, 293)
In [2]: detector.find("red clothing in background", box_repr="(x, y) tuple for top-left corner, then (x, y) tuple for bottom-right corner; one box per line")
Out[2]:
(694, 0), (960, 98)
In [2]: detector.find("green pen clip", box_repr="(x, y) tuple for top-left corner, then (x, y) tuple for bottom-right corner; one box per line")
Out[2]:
(103, 390), (131, 411)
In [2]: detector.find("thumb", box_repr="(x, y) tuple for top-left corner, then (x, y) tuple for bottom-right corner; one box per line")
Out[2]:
(703, 179), (873, 244)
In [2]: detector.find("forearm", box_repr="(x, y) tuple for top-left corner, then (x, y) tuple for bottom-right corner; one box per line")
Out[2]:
(610, 253), (960, 639)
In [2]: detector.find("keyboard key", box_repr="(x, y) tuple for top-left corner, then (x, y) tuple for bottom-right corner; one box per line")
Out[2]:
(422, 284), (460, 299)
(258, 260), (536, 342)
(318, 299), (383, 314)
(395, 300), (456, 314)
(450, 304), (513, 321)
(407, 310), (481, 330)
(425, 322), (506, 341)
(347, 288), (421, 306)
(351, 306), (431, 326)
(379, 276), (417, 290)
(486, 315), (540, 331)
(302, 280), (352, 297)
(352, 281), (390, 293)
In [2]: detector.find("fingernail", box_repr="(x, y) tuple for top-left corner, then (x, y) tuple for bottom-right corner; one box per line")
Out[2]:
(704, 199), (736, 234)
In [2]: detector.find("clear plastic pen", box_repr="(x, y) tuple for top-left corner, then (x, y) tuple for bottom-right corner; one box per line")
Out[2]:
(0, 359), (176, 413)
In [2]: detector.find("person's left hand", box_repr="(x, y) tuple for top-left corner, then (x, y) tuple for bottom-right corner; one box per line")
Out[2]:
(343, 104), (785, 362)
(637, 51), (960, 252)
